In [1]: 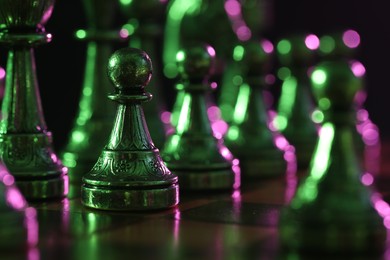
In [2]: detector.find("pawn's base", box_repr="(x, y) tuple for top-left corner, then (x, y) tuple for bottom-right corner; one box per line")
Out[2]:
(15, 173), (69, 200)
(81, 184), (179, 211)
(171, 167), (240, 191)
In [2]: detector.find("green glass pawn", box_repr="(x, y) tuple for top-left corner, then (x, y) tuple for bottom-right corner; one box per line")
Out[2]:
(278, 60), (387, 254)
(0, 0), (68, 200)
(274, 34), (320, 170)
(81, 47), (179, 211)
(224, 40), (287, 179)
(162, 43), (240, 191)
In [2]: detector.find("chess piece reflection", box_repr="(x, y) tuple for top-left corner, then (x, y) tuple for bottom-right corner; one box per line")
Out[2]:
(61, 0), (122, 189)
(273, 34), (320, 169)
(162, 43), (240, 191)
(0, 162), (38, 252)
(278, 60), (387, 253)
(119, 0), (169, 148)
(81, 47), (179, 210)
(224, 40), (287, 179)
(0, 0), (68, 200)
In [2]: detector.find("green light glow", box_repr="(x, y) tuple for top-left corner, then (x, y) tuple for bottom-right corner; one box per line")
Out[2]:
(62, 152), (77, 168)
(277, 67), (291, 80)
(75, 30), (86, 39)
(277, 39), (291, 54)
(320, 36), (335, 54)
(311, 110), (324, 123)
(177, 93), (192, 134)
(232, 84), (251, 124)
(227, 125), (239, 141)
(292, 123), (335, 208)
(273, 115), (288, 131)
(176, 51), (186, 62)
(72, 130), (86, 143)
(163, 0), (202, 78)
(119, 0), (132, 4)
(232, 75), (243, 86)
(318, 97), (331, 110)
(311, 69), (327, 86)
(276, 76), (297, 128)
(122, 24), (135, 36)
(233, 45), (245, 61)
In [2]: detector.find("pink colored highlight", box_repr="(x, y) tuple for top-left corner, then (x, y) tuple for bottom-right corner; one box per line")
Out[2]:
(3, 174), (14, 186)
(351, 60), (366, 77)
(236, 26), (251, 41)
(224, 0), (241, 17)
(361, 172), (374, 186)
(261, 39), (274, 54)
(305, 34), (320, 50)
(207, 46), (216, 57)
(343, 30), (360, 48)
(0, 67), (5, 79)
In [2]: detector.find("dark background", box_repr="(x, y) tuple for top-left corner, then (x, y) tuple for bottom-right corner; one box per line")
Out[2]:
(1, 0), (389, 150)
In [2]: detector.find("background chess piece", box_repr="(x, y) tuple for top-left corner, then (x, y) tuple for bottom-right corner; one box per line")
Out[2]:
(224, 40), (287, 179)
(81, 47), (179, 211)
(273, 33), (320, 170)
(162, 43), (240, 191)
(0, 0), (68, 200)
(119, 0), (169, 148)
(278, 59), (387, 254)
(60, 0), (123, 192)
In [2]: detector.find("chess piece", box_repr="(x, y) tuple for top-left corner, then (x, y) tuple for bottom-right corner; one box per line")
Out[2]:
(273, 34), (319, 169)
(162, 43), (240, 191)
(119, 0), (169, 148)
(0, 0), (68, 200)
(0, 162), (38, 251)
(81, 47), (179, 210)
(278, 60), (387, 253)
(61, 0), (123, 188)
(224, 40), (287, 178)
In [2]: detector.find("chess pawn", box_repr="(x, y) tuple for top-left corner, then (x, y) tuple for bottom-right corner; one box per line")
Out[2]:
(61, 0), (122, 187)
(81, 47), (179, 210)
(119, 0), (168, 148)
(273, 34), (320, 169)
(278, 60), (387, 253)
(224, 40), (287, 178)
(0, 0), (68, 199)
(162, 43), (240, 191)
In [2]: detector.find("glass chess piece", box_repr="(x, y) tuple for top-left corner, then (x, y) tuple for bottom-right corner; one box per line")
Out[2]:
(0, 0), (68, 200)
(273, 33), (320, 170)
(61, 0), (124, 191)
(224, 40), (287, 179)
(119, 0), (169, 148)
(162, 43), (240, 191)
(278, 59), (387, 254)
(81, 47), (179, 210)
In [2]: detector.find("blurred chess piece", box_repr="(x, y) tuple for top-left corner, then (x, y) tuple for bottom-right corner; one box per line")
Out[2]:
(119, 0), (169, 148)
(60, 0), (124, 191)
(81, 47), (179, 210)
(0, 0), (68, 200)
(224, 40), (287, 179)
(278, 59), (387, 254)
(272, 33), (320, 169)
(319, 29), (380, 161)
(162, 43), (240, 191)
(0, 162), (38, 252)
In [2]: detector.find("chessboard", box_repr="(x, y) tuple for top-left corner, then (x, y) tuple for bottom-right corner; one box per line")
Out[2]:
(0, 141), (386, 260)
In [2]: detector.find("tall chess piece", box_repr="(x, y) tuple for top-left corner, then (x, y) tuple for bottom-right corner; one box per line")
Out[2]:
(119, 0), (168, 148)
(224, 40), (287, 179)
(162, 43), (240, 191)
(273, 34), (319, 169)
(278, 60), (387, 253)
(81, 47), (179, 210)
(61, 0), (122, 188)
(0, 162), (38, 252)
(0, 0), (68, 200)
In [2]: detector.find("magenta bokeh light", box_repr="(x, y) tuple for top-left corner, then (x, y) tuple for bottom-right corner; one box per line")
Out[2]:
(343, 29), (360, 48)
(305, 34), (320, 50)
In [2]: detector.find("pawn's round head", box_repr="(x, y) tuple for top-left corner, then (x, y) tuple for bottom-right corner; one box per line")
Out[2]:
(311, 60), (362, 112)
(107, 47), (153, 93)
(176, 43), (216, 82)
